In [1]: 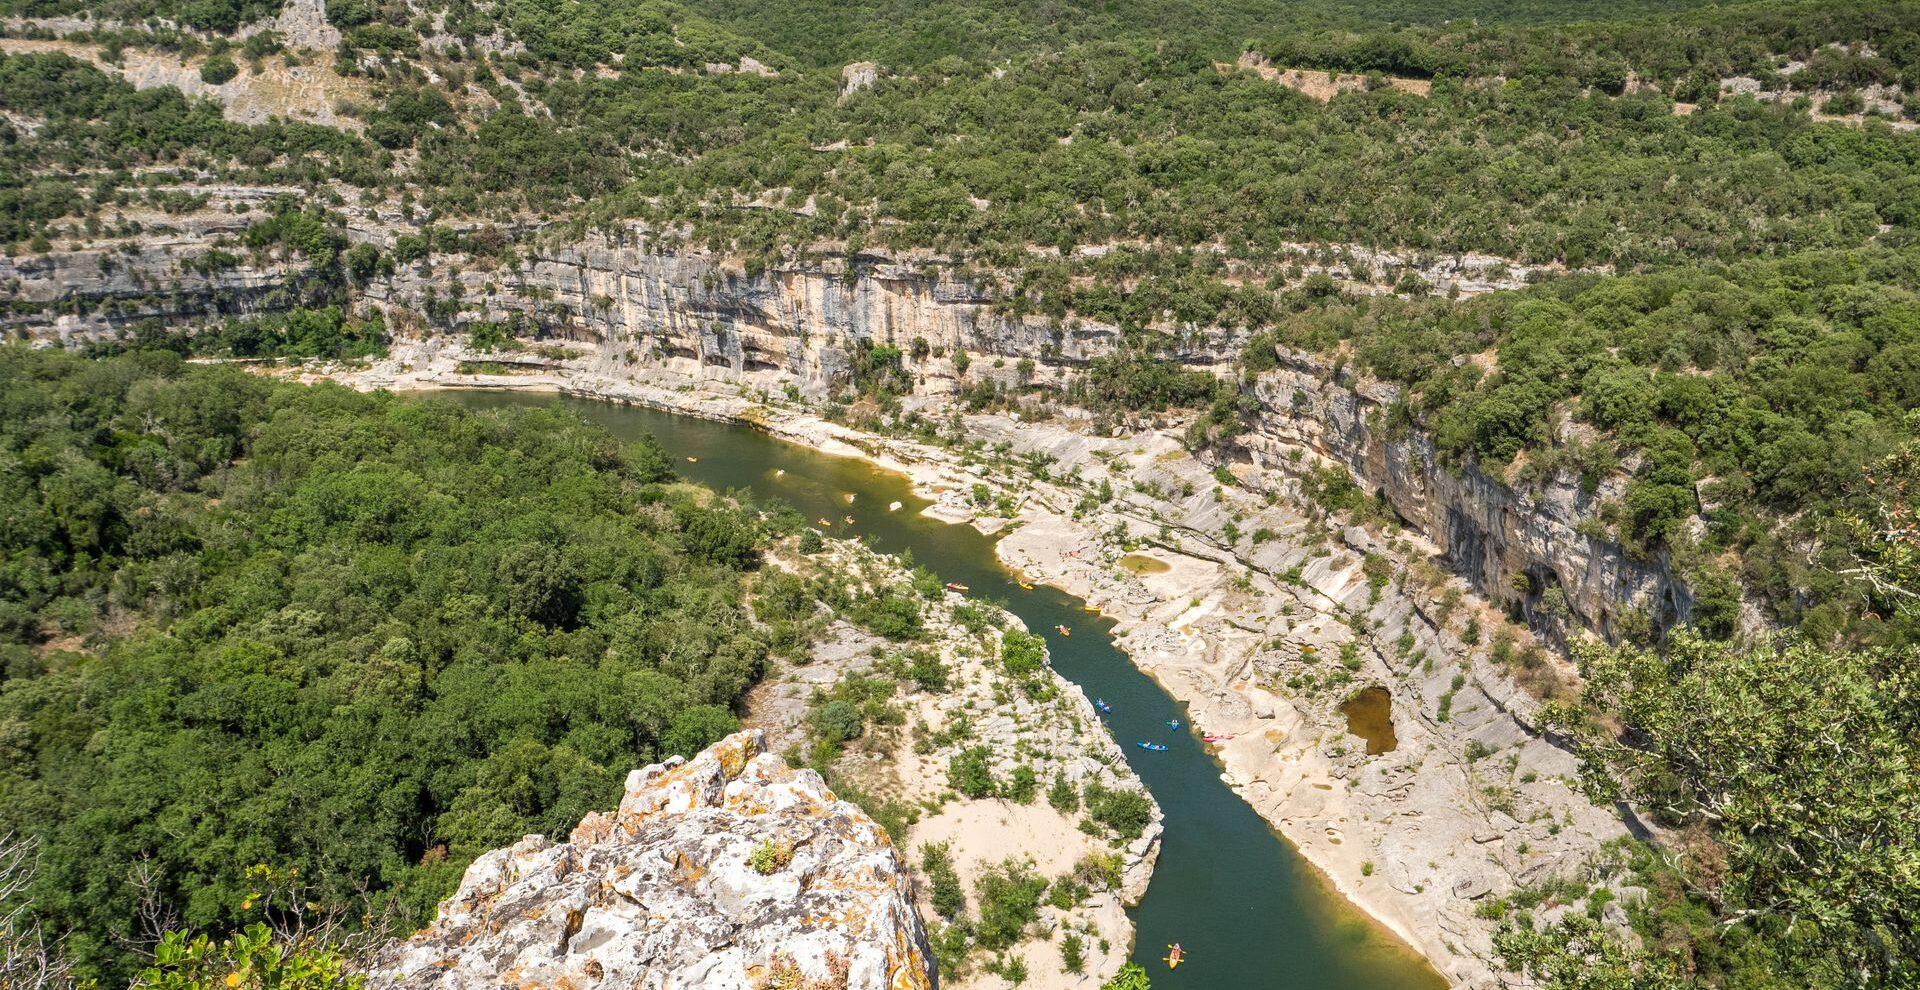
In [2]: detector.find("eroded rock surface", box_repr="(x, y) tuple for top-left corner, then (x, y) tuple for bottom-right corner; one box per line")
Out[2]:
(370, 730), (934, 990)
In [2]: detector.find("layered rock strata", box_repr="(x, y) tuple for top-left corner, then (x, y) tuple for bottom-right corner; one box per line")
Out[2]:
(6, 206), (1689, 643)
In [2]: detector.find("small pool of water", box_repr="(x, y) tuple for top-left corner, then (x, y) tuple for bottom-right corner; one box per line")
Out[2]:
(1118, 553), (1172, 575)
(1340, 685), (1399, 756)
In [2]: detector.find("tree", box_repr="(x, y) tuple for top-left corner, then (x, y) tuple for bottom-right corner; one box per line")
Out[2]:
(199, 55), (238, 85)
(1555, 633), (1920, 984)
(1843, 414), (1920, 619)
(1, 835), (74, 990)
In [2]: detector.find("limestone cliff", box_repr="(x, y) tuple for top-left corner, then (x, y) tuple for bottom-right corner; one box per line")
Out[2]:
(370, 730), (934, 990)
(6, 199), (1689, 642)
(1241, 350), (1694, 645)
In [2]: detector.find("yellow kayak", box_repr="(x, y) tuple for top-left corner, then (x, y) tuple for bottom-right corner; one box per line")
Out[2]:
(817, 518), (833, 527)
(1019, 581), (1034, 590)
(1056, 625), (1071, 637)
(1166, 943), (1185, 969)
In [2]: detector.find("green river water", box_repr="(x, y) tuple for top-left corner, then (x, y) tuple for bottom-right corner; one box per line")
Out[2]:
(448, 391), (1447, 990)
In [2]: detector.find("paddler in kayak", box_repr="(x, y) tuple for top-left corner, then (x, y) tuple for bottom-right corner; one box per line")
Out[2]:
(1165, 943), (1185, 969)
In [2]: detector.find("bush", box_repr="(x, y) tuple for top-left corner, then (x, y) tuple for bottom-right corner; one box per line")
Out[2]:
(1001, 630), (1046, 677)
(948, 746), (996, 798)
(1062, 931), (1085, 973)
(1047, 773), (1078, 812)
(199, 54), (239, 85)
(1084, 783), (1154, 840)
(973, 860), (1046, 950)
(922, 842), (966, 918)
(748, 839), (792, 875)
(1005, 765), (1038, 803)
(853, 591), (924, 640)
(810, 699), (865, 745)
(1101, 963), (1152, 990)
(136, 924), (361, 990)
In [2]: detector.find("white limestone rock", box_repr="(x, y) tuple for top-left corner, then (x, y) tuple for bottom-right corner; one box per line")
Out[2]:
(370, 730), (934, 990)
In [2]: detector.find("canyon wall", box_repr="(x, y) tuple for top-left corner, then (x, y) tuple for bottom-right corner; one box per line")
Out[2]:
(1241, 353), (1693, 644)
(4, 215), (1687, 641)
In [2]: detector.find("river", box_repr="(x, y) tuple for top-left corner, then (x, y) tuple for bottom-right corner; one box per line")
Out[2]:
(448, 390), (1446, 990)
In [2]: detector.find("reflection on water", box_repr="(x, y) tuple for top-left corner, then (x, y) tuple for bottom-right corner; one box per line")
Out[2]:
(1341, 685), (1400, 756)
(443, 391), (1446, 990)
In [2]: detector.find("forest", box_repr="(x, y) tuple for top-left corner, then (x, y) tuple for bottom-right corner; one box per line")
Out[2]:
(0, 348), (797, 982)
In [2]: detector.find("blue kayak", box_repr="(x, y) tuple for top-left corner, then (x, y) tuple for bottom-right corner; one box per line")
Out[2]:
(1169, 719), (1181, 730)
(1095, 698), (1113, 714)
(1137, 741), (1169, 752)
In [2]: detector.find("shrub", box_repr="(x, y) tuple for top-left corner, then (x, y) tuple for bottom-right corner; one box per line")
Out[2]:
(974, 860), (1046, 950)
(748, 839), (792, 875)
(921, 842), (966, 918)
(948, 746), (996, 798)
(1047, 773), (1079, 812)
(1084, 783), (1153, 840)
(199, 54), (239, 85)
(1005, 765), (1038, 804)
(810, 699), (864, 745)
(1001, 630), (1046, 676)
(1062, 931), (1085, 973)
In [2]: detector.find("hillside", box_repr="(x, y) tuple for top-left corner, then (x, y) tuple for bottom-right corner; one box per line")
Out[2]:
(2, 0), (1919, 988)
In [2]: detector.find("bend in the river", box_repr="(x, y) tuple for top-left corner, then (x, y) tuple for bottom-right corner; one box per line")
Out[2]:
(449, 391), (1447, 990)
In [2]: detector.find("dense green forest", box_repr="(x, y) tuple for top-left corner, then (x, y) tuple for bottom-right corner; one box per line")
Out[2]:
(0, 348), (801, 982)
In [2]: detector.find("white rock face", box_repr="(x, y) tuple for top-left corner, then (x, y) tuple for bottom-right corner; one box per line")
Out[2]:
(370, 730), (934, 990)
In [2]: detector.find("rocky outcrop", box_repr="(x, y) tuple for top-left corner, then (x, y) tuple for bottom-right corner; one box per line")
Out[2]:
(370, 730), (934, 990)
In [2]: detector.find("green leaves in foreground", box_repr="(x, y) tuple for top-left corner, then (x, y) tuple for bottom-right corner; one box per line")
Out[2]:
(136, 926), (362, 990)
(1535, 633), (1920, 987)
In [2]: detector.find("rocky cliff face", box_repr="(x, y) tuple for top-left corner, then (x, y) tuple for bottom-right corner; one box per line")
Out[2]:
(1241, 351), (1692, 644)
(370, 730), (934, 990)
(7, 206), (1681, 640)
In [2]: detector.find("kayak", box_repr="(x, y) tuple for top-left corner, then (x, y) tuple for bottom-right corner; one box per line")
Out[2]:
(945, 582), (969, 593)
(1082, 605), (1101, 613)
(1137, 742), (1169, 752)
(1168, 719), (1181, 731)
(1095, 698), (1113, 714)
(1166, 943), (1185, 969)
(685, 456), (699, 463)
(1056, 625), (1071, 636)
(1202, 734), (1235, 743)
(817, 518), (833, 527)
(1019, 581), (1034, 590)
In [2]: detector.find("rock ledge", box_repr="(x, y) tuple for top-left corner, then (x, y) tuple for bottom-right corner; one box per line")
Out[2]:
(371, 730), (934, 990)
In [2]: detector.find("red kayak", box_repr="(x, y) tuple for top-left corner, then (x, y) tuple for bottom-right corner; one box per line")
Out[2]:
(1202, 734), (1235, 743)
